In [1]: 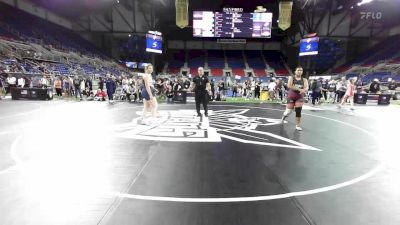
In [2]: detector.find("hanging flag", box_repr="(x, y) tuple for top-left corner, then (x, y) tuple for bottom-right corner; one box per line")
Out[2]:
(279, 1), (293, 30)
(176, 0), (189, 29)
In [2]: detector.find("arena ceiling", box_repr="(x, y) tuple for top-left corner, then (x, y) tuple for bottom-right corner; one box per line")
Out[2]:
(29, 0), (400, 41)
(29, 0), (282, 19)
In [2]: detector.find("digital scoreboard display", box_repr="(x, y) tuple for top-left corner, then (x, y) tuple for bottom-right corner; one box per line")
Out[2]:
(146, 31), (163, 54)
(299, 37), (319, 56)
(193, 11), (272, 38)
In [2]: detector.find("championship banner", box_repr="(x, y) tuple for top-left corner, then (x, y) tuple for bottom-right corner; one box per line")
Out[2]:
(279, 1), (293, 30)
(175, 0), (189, 29)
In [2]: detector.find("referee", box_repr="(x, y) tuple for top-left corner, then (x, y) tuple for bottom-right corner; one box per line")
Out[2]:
(190, 67), (212, 117)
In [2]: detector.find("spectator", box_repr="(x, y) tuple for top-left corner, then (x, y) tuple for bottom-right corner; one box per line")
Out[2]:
(85, 77), (93, 91)
(24, 76), (31, 88)
(336, 77), (347, 102)
(387, 79), (397, 99)
(268, 79), (276, 101)
(40, 75), (48, 88)
(310, 79), (322, 106)
(106, 75), (116, 103)
(54, 77), (63, 97)
(369, 79), (381, 94)
(208, 79), (214, 101)
(183, 77), (191, 90)
(6, 75), (16, 95)
(17, 76), (25, 88)
(0, 76), (4, 100)
(254, 80), (261, 100)
(68, 76), (74, 96)
(94, 89), (107, 101)
(99, 77), (105, 91)
(321, 79), (329, 101)
(218, 80), (225, 98)
(155, 78), (164, 97)
(122, 76), (129, 92)
(245, 80), (251, 98)
(173, 79), (183, 92)
(63, 76), (70, 97)
(328, 80), (337, 103)
(135, 77), (143, 102)
(276, 79), (285, 101)
(232, 81), (238, 98)
(166, 84), (174, 103)
(250, 78), (256, 99)
(80, 78), (85, 93)
(73, 75), (83, 100)
(125, 84), (135, 102)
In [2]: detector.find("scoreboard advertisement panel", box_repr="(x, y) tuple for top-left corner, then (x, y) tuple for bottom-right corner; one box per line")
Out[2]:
(146, 32), (163, 54)
(299, 37), (319, 56)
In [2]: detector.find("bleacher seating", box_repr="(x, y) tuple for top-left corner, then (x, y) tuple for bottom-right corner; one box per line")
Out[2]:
(0, 2), (107, 58)
(345, 73), (359, 79)
(189, 68), (198, 76)
(207, 50), (225, 69)
(226, 50), (245, 69)
(188, 50), (205, 68)
(245, 51), (266, 69)
(211, 68), (223, 76)
(362, 39), (400, 66)
(254, 69), (267, 77)
(334, 34), (400, 73)
(334, 65), (352, 73)
(263, 51), (289, 76)
(121, 35), (152, 63)
(187, 50), (205, 76)
(164, 49), (290, 77)
(55, 64), (71, 75)
(0, 26), (17, 39)
(361, 72), (391, 83)
(313, 39), (345, 72)
(232, 68), (245, 76)
(167, 50), (185, 73)
(167, 67), (181, 74)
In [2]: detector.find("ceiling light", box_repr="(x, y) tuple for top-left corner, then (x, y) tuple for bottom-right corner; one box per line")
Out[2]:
(357, 0), (374, 6)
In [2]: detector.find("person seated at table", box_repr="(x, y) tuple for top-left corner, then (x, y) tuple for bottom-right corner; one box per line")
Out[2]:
(369, 79), (381, 94)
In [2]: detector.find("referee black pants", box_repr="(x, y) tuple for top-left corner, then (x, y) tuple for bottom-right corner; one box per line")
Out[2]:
(195, 91), (208, 115)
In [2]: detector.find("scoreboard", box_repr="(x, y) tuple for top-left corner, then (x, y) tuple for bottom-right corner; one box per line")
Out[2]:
(299, 37), (319, 56)
(146, 31), (163, 54)
(193, 11), (272, 38)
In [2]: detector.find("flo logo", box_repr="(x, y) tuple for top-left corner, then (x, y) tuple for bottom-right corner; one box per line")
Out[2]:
(114, 109), (320, 151)
(360, 12), (382, 20)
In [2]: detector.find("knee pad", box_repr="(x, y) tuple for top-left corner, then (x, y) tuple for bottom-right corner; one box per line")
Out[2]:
(284, 108), (293, 116)
(295, 107), (302, 117)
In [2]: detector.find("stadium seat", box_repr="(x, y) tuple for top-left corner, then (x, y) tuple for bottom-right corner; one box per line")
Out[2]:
(211, 68), (223, 76)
